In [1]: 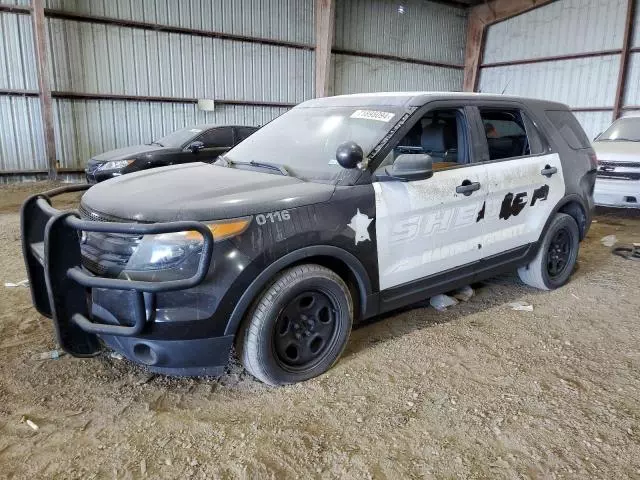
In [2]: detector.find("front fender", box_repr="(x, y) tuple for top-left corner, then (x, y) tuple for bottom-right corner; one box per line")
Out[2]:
(223, 245), (373, 336)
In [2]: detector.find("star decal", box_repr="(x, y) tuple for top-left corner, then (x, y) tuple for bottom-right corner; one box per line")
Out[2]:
(347, 209), (373, 245)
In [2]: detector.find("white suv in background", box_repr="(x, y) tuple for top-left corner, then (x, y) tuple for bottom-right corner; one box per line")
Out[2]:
(593, 116), (640, 208)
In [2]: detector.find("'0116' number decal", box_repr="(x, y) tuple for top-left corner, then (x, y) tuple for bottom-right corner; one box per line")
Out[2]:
(256, 210), (291, 225)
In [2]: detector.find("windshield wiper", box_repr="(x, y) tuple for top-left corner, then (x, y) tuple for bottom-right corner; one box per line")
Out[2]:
(599, 138), (640, 142)
(150, 141), (164, 147)
(218, 156), (289, 176)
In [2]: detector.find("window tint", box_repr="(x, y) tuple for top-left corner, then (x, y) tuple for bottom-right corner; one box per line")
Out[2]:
(545, 110), (591, 150)
(235, 127), (257, 143)
(479, 108), (539, 160)
(198, 128), (233, 148)
(378, 108), (471, 172)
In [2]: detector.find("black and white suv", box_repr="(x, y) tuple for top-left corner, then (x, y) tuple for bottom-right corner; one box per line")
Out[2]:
(22, 92), (597, 385)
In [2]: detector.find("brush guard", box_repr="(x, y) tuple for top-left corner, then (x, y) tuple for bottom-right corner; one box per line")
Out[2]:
(20, 184), (214, 357)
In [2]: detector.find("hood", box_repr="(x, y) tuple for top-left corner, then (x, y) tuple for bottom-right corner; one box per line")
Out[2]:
(592, 141), (640, 163)
(81, 163), (336, 222)
(90, 144), (174, 163)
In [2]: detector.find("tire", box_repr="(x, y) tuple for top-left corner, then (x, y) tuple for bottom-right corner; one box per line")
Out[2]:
(518, 213), (580, 290)
(237, 264), (353, 386)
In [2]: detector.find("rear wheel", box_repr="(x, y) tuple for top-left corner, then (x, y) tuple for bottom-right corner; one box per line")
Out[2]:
(518, 213), (580, 290)
(237, 264), (353, 385)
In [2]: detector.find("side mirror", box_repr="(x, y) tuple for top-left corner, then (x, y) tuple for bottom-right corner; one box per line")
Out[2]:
(188, 141), (205, 153)
(386, 154), (433, 181)
(336, 141), (363, 169)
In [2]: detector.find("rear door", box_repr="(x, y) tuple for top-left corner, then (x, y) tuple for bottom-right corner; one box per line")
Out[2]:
(474, 104), (565, 260)
(373, 105), (489, 291)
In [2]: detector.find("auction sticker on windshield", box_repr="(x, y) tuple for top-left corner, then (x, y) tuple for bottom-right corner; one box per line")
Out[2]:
(350, 110), (395, 122)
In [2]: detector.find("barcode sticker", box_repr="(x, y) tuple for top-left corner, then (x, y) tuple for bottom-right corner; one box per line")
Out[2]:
(350, 110), (395, 122)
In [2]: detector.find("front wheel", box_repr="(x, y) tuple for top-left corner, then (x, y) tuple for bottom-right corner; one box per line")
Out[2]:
(518, 213), (580, 290)
(237, 264), (353, 385)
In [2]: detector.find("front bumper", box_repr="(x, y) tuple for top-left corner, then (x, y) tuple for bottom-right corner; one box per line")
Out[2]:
(594, 178), (640, 208)
(20, 185), (232, 376)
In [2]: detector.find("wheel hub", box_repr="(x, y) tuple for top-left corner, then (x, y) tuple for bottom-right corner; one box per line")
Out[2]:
(273, 291), (337, 368)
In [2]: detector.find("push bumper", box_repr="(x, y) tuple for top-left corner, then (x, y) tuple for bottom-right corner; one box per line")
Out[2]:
(20, 185), (231, 376)
(594, 178), (640, 208)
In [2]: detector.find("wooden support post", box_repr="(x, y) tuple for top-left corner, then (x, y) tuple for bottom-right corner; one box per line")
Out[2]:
(31, 0), (57, 180)
(315, 0), (335, 98)
(613, 0), (635, 121)
(463, 0), (555, 92)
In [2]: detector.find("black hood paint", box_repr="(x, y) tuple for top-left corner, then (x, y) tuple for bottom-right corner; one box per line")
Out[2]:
(81, 163), (336, 222)
(90, 144), (177, 163)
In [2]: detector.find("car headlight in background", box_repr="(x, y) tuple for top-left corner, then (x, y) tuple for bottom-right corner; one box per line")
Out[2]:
(124, 217), (252, 274)
(99, 159), (134, 171)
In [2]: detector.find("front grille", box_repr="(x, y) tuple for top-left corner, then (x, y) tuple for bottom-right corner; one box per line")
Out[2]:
(85, 159), (103, 175)
(597, 171), (640, 181)
(598, 160), (640, 168)
(79, 205), (141, 276)
(79, 204), (129, 223)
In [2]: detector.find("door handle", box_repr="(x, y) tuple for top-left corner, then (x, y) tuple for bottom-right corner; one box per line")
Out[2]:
(541, 165), (558, 177)
(456, 180), (481, 196)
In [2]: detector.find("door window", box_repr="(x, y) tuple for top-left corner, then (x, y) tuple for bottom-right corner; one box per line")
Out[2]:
(234, 127), (257, 144)
(479, 109), (544, 160)
(378, 108), (471, 173)
(197, 128), (233, 148)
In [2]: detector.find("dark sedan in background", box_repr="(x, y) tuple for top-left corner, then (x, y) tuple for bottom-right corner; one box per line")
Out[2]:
(85, 124), (258, 183)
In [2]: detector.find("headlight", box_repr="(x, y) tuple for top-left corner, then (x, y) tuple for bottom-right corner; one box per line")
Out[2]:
(124, 217), (252, 274)
(99, 159), (134, 171)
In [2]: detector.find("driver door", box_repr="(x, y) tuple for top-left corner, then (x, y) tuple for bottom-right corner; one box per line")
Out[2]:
(373, 106), (488, 291)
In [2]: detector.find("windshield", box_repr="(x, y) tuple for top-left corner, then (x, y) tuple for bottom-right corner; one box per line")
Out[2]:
(153, 126), (204, 148)
(223, 106), (405, 181)
(597, 117), (640, 142)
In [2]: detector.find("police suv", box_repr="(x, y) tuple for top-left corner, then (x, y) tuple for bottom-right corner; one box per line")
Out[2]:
(21, 92), (597, 385)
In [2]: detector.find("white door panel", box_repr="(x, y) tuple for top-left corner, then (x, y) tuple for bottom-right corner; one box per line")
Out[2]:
(480, 153), (565, 258)
(374, 165), (488, 291)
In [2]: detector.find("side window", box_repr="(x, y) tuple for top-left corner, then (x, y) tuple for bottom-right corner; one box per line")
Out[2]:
(479, 108), (541, 160)
(379, 108), (471, 172)
(235, 127), (257, 145)
(197, 128), (233, 148)
(545, 110), (591, 150)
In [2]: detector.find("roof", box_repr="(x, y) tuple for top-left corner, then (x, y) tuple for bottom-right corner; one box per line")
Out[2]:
(298, 92), (569, 111)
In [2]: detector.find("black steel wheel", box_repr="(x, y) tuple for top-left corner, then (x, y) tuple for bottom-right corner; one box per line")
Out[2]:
(273, 290), (340, 370)
(546, 227), (573, 278)
(518, 213), (580, 290)
(237, 264), (353, 385)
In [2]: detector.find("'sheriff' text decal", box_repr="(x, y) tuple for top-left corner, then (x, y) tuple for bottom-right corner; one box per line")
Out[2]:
(390, 184), (550, 244)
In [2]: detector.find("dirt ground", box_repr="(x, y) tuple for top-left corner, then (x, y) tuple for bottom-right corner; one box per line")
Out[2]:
(0, 182), (639, 479)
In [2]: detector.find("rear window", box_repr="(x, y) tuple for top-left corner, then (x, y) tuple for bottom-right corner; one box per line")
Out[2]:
(546, 110), (591, 150)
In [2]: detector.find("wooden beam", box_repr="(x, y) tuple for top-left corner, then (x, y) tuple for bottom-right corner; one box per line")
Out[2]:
(613, 0), (636, 121)
(0, 3), (31, 14)
(333, 48), (464, 70)
(463, 0), (556, 92)
(315, 0), (335, 97)
(463, 12), (485, 92)
(31, 0), (57, 180)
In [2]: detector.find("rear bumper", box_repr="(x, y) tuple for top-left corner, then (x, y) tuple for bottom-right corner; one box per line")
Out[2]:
(20, 185), (231, 376)
(594, 178), (640, 207)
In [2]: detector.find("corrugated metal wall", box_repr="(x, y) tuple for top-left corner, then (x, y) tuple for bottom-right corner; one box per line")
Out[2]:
(46, 18), (313, 103)
(52, 99), (287, 169)
(331, 0), (467, 95)
(45, 0), (314, 44)
(0, 0), (314, 176)
(478, 0), (639, 140)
